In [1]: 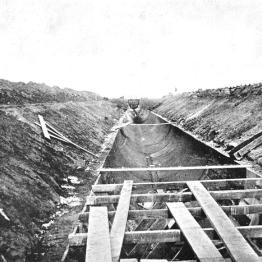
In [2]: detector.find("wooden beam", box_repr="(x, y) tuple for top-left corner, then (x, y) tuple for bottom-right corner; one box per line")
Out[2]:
(86, 188), (262, 206)
(86, 192), (192, 205)
(140, 260), (168, 262)
(230, 130), (262, 155)
(49, 134), (71, 143)
(69, 230), (181, 246)
(110, 180), (133, 262)
(188, 181), (261, 262)
(99, 164), (250, 172)
(92, 177), (262, 194)
(235, 136), (262, 159)
(129, 122), (175, 126)
(35, 122), (71, 142)
(38, 115), (50, 139)
(79, 204), (262, 222)
(85, 206), (112, 262)
(36, 118), (97, 157)
(45, 122), (69, 140)
(127, 219), (169, 257)
(68, 225), (262, 247)
(120, 260), (138, 262)
(140, 260), (232, 262)
(167, 202), (224, 262)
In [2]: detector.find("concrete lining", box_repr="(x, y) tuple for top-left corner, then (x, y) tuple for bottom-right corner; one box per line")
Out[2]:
(102, 110), (242, 184)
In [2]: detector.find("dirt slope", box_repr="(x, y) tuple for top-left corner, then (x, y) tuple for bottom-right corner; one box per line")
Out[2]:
(155, 84), (262, 169)
(0, 80), (120, 261)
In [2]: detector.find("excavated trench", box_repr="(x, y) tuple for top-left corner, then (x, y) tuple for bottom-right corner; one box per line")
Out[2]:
(67, 110), (250, 261)
(100, 110), (242, 185)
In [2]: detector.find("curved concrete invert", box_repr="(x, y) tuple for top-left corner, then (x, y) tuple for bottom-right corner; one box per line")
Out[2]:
(102, 110), (237, 184)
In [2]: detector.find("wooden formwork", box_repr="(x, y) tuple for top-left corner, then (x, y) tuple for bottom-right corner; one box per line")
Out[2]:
(67, 166), (262, 262)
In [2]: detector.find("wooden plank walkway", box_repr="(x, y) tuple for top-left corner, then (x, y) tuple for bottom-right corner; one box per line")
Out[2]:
(187, 181), (261, 262)
(110, 180), (133, 262)
(67, 169), (262, 261)
(85, 206), (112, 262)
(167, 202), (225, 262)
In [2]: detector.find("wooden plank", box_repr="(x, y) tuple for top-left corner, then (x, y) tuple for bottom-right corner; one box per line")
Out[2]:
(79, 203), (262, 222)
(235, 135), (262, 159)
(127, 219), (169, 257)
(86, 192), (192, 205)
(187, 181), (260, 262)
(36, 119), (97, 157)
(49, 134), (71, 143)
(85, 206), (112, 262)
(35, 122), (71, 142)
(110, 180), (133, 262)
(99, 164), (250, 172)
(130, 122), (175, 126)
(140, 259), (168, 262)
(230, 130), (262, 155)
(120, 258), (138, 262)
(141, 260), (232, 262)
(45, 122), (69, 140)
(85, 188), (262, 206)
(123, 218), (156, 255)
(68, 225), (262, 246)
(92, 177), (262, 194)
(38, 115), (50, 139)
(167, 202), (224, 262)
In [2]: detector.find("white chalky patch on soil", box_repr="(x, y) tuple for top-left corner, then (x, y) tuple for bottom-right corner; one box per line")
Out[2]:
(67, 176), (81, 184)
(0, 208), (10, 221)
(60, 196), (82, 207)
(61, 185), (75, 190)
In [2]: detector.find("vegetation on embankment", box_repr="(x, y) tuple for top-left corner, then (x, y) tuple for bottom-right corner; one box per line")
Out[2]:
(155, 83), (262, 168)
(0, 80), (120, 261)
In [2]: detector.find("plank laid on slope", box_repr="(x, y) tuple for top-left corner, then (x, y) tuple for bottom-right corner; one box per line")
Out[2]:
(85, 206), (112, 262)
(38, 115), (50, 139)
(230, 130), (262, 155)
(110, 180), (133, 262)
(167, 202), (225, 262)
(235, 135), (262, 159)
(187, 181), (260, 262)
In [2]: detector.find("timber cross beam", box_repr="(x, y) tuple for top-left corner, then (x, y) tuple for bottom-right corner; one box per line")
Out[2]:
(69, 175), (262, 261)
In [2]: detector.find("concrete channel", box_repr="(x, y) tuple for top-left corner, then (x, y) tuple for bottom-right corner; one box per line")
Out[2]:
(64, 109), (262, 262)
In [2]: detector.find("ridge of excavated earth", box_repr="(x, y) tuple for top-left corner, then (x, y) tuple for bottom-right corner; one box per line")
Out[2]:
(0, 80), (121, 262)
(155, 83), (262, 171)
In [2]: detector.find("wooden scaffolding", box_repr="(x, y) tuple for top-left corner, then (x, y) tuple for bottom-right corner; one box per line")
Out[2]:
(68, 166), (262, 262)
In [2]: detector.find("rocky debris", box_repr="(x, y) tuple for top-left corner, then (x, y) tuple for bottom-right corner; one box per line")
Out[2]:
(0, 79), (121, 261)
(155, 83), (262, 169)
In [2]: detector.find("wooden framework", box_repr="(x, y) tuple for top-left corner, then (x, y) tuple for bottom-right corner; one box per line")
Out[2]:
(67, 167), (262, 262)
(36, 114), (97, 157)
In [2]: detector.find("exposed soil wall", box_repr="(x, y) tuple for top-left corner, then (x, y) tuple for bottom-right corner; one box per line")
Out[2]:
(155, 84), (262, 170)
(0, 81), (120, 261)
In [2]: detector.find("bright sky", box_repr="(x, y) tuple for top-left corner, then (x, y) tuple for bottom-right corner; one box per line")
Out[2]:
(1, 0), (262, 98)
